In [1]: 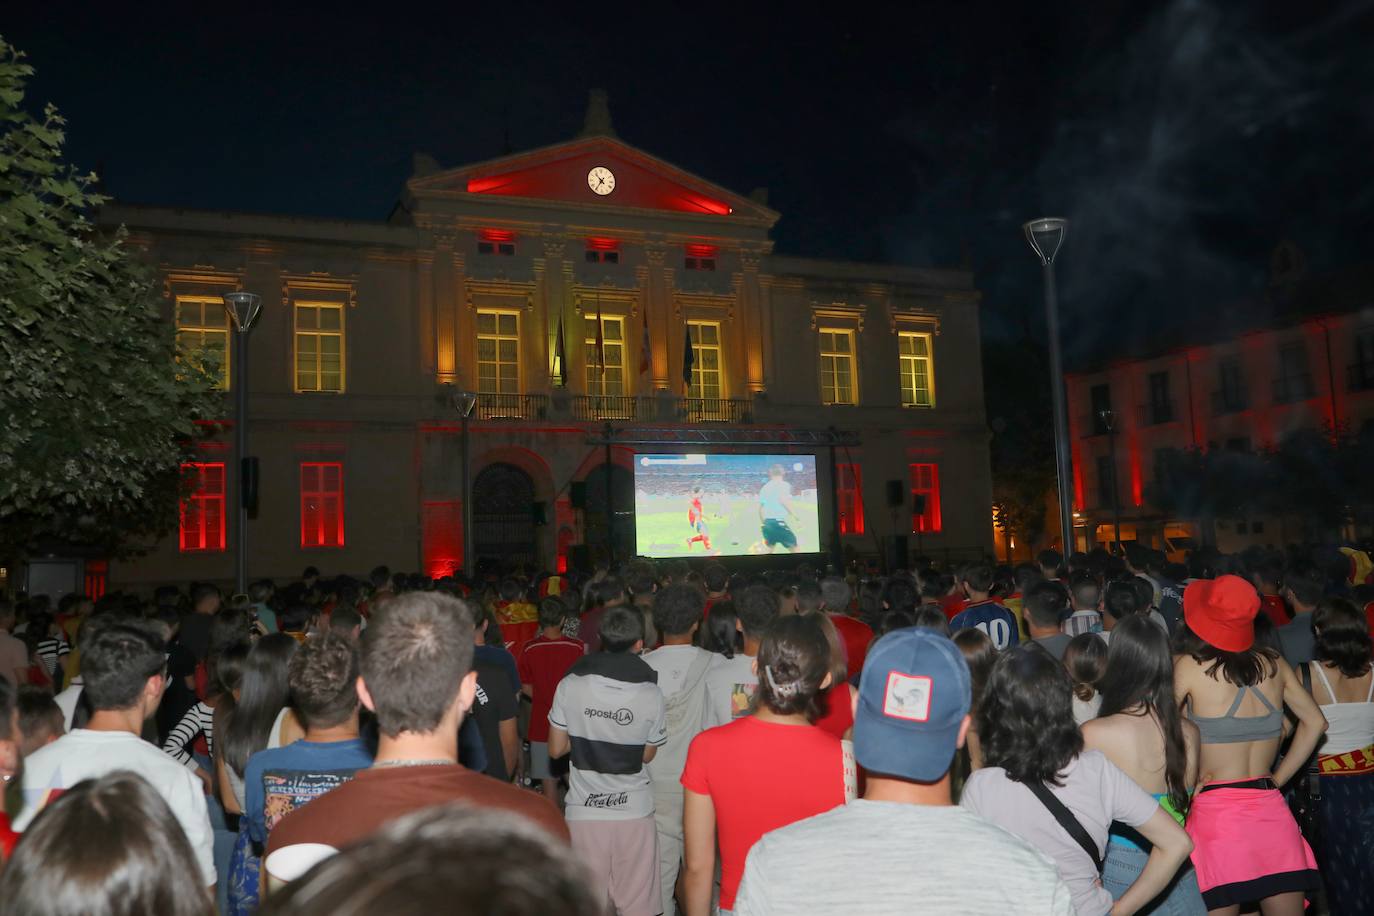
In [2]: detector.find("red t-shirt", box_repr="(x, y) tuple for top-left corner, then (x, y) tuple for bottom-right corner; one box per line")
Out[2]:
(828, 614), (873, 680)
(814, 682), (855, 739)
(516, 633), (586, 742)
(680, 716), (845, 909)
(689, 496), (703, 524)
(1258, 594), (1292, 627)
(941, 593), (967, 620)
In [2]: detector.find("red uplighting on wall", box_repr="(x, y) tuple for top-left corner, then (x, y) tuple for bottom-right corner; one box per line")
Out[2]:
(586, 237), (620, 251)
(685, 243), (719, 258)
(838, 463), (865, 535)
(422, 501), (463, 578)
(478, 228), (516, 243)
(909, 463), (942, 533)
(84, 559), (108, 601)
(179, 462), (226, 553)
(1129, 436), (1144, 507)
(300, 462), (345, 549)
(1071, 442), (1086, 510)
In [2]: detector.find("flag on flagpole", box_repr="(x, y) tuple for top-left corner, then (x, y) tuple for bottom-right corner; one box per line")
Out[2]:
(595, 293), (605, 377)
(682, 324), (695, 395)
(553, 313), (567, 388)
(639, 304), (651, 377)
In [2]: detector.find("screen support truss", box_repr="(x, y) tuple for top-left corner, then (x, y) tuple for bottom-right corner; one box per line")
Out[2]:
(586, 424), (861, 570)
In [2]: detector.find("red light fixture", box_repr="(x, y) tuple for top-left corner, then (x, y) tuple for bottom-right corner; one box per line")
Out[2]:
(478, 228), (516, 243)
(586, 237), (620, 251)
(685, 243), (718, 258)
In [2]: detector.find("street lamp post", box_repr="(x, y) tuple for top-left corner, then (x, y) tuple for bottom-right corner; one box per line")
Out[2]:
(1099, 408), (1122, 552)
(452, 389), (479, 576)
(222, 292), (262, 595)
(1023, 218), (1074, 555)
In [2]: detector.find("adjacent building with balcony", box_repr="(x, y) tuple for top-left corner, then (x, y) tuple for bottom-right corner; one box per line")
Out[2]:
(1063, 248), (1374, 551)
(102, 94), (991, 587)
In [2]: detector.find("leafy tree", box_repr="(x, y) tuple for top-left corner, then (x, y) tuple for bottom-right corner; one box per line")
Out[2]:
(986, 337), (1056, 556)
(0, 38), (218, 559)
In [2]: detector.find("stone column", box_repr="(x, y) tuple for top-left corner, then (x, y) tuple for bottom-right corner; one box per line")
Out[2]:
(433, 235), (457, 384)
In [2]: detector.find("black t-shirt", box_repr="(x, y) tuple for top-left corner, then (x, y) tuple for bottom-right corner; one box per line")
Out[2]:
(178, 613), (213, 661)
(471, 661), (517, 782)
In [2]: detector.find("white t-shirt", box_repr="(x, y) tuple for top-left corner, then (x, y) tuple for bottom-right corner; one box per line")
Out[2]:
(701, 653), (758, 730)
(642, 644), (714, 782)
(758, 479), (791, 520)
(15, 729), (216, 886)
(735, 799), (1073, 915)
(961, 750), (1158, 916)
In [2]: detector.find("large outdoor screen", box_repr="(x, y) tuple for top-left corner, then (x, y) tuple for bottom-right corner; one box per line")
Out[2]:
(633, 454), (821, 558)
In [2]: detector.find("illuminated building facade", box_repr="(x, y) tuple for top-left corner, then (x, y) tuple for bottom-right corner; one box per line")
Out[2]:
(1063, 248), (1374, 552)
(101, 95), (992, 587)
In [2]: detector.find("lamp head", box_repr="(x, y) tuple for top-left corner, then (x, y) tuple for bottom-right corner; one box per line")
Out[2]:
(1023, 218), (1068, 266)
(452, 388), (478, 418)
(222, 292), (263, 332)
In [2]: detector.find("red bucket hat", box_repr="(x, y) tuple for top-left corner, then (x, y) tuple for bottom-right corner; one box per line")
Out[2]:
(1183, 575), (1260, 652)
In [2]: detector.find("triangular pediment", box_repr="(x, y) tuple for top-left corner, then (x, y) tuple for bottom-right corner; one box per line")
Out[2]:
(408, 136), (778, 225)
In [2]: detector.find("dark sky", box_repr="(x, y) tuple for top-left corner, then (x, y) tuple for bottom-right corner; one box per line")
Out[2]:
(8, 1), (1373, 360)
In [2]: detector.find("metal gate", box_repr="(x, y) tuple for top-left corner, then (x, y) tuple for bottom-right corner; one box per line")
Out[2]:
(472, 463), (538, 569)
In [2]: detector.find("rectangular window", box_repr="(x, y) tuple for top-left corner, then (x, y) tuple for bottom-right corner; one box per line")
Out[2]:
(1148, 371), (1173, 423)
(685, 243), (717, 271)
(175, 296), (231, 389)
(1352, 330), (1374, 391)
(1096, 455), (1115, 508)
(585, 250), (620, 264)
(477, 229), (516, 256)
(1090, 383), (1112, 434)
(837, 464), (864, 535)
(898, 331), (935, 408)
(300, 462), (344, 548)
(476, 310), (521, 395)
(294, 302), (345, 392)
(179, 462), (226, 552)
(1217, 357), (1246, 412)
(584, 314), (626, 396)
(910, 463), (942, 533)
(1275, 341), (1312, 403)
(687, 321), (723, 400)
(819, 328), (857, 405)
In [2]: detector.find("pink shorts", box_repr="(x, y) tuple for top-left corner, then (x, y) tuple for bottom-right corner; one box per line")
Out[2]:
(1186, 778), (1319, 909)
(568, 815), (661, 916)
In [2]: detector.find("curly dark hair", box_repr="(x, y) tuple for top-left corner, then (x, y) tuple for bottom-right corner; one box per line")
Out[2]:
(1172, 623), (1278, 687)
(652, 584), (705, 638)
(978, 644), (1082, 786)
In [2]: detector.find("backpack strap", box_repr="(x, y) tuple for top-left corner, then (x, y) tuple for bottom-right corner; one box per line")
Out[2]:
(1300, 663), (1322, 803)
(1025, 781), (1103, 873)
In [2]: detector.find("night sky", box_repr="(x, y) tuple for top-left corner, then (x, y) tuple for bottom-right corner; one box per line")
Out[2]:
(8, 1), (1372, 361)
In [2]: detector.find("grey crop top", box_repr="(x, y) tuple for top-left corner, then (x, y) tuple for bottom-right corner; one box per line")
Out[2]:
(1191, 684), (1283, 744)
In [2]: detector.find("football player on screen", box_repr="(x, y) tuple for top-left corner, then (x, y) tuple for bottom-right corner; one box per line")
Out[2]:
(757, 464), (801, 553)
(685, 483), (713, 552)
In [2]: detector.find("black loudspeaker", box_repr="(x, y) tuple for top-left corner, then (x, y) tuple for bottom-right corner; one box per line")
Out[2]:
(531, 501), (547, 525)
(570, 481), (587, 509)
(242, 457), (259, 513)
(885, 479), (904, 508)
(569, 544), (591, 572)
(888, 535), (910, 570)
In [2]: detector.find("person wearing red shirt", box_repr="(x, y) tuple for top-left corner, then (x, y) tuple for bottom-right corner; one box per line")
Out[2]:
(681, 615), (847, 915)
(819, 576), (872, 680)
(685, 485), (713, 552)
(517, 597), (586, 802)
(494, 578), (540, 653)
(1251, 560), (1293, 627)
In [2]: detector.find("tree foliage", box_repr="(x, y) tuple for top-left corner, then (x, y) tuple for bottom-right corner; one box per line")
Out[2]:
(0, 38), (218, 557)
(1146, 422), (1367, 542)
(986, 337), (1056, 554)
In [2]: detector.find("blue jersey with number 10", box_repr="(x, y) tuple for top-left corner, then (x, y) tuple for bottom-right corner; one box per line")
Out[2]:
(949, 601), (1020, 651)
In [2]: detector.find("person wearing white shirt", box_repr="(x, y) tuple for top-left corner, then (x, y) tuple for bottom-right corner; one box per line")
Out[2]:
(15, 619), (216, 889)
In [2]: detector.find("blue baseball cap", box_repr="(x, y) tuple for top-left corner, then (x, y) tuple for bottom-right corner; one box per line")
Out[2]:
(854, 628), (971, 782)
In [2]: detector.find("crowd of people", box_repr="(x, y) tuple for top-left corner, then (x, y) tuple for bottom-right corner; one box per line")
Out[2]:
(0, 542), (1371, 915)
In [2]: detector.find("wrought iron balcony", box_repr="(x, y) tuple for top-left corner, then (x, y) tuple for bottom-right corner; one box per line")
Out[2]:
(476, 392), (549, 420)
(675, 397), (753, 423)
(572, 395), (650, 421)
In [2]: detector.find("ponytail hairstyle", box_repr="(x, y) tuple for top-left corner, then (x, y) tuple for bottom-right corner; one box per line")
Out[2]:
(700, 601), (741, 659)
(1097, 615), (1191, 814)
(1062, 633), (1107, 703)
(754, 614), (833, 722)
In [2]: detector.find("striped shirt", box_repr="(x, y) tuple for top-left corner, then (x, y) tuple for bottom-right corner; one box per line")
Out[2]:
(549, 653), (667, 821)
(162, 701), (215, 770)
(36, 636), (70, 680)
